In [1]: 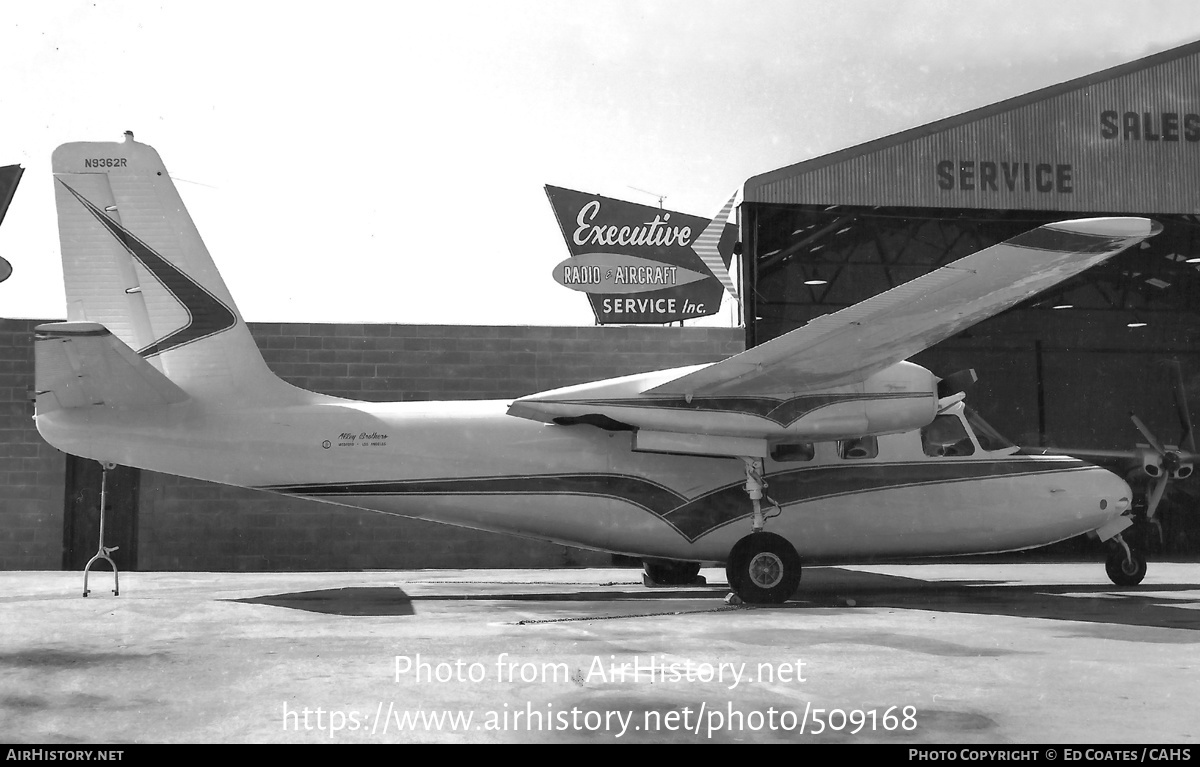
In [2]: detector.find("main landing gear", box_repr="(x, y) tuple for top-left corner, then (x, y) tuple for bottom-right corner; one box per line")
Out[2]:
(724, 458), (802, 605)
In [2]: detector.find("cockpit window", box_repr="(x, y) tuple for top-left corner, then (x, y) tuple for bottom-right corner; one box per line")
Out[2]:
(838, 436), (878, 459)
(963, 405), (1016, 452)
(771, 442), (815, 462)
(921, 414), (975, 457)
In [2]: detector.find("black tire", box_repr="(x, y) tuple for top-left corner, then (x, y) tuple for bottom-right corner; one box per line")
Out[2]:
(726, 532), (802, 604)
(1106, 547), (1147, 586)
(725, 561), (743, 594)
(642, 559), (702, 586)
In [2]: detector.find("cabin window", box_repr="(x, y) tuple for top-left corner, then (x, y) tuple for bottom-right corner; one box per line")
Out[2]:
(771, 442), (815, 462)
(921, 415), (975, 457)
(838, 436), (878, 459)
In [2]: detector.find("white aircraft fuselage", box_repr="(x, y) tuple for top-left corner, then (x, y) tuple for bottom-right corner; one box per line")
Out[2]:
(37, 381), (1130, 565)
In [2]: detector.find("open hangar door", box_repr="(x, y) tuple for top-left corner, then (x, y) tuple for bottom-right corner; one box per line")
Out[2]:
(738, 39), (1200, 556)
(741, 204), (1200, 557)
(743, 203), (1200, 441)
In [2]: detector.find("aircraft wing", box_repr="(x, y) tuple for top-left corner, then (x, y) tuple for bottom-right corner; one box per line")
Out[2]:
(34, 321), (190, 412)
(650, 217), (1159, 397)
(509, 218), (1159, 454)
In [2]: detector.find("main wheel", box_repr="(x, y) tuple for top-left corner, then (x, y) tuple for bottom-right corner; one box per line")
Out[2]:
(642, 559), (702, 586)
(726, 532), (802, 604)
(1106, 547), (1147, 586)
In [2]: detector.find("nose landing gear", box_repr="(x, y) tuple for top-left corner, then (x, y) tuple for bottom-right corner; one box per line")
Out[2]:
(1105, 533), (1147, 586)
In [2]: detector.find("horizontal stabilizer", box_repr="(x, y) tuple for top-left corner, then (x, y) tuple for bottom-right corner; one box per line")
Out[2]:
(34, 321), (190, 412)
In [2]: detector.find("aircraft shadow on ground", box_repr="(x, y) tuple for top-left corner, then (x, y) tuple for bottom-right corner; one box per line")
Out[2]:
(230, 569), (1200, 633)
(788, 568), (1200, 634)
(233, 587), (416, 616)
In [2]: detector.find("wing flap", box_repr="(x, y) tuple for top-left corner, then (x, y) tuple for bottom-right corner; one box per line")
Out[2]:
(650, 217), (1161, 397)
(34, 321), (190, 412)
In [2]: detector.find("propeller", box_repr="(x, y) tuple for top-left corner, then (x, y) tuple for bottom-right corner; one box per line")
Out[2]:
(937, 368), (977, 400)
(1128, 360), (1199, 522)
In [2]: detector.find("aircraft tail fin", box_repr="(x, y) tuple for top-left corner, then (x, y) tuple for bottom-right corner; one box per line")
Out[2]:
(34, 321), (191, 413)
(51, 134), (298, 404)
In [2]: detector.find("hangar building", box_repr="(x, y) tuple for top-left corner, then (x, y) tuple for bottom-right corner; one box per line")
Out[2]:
(739, 40), (1200, 555)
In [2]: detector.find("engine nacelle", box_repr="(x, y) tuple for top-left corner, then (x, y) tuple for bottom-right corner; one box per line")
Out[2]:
(511, 359), (939, 444)
(779, 364), (939, 440)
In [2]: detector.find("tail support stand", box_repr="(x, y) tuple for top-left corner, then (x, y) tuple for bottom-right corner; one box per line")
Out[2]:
(83, 462), (120, 598)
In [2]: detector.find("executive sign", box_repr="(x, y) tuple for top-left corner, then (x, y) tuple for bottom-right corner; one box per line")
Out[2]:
(545, 185), (737, 324)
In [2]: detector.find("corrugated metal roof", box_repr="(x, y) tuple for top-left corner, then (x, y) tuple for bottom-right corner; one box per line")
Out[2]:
(744, 40), (1200, 214)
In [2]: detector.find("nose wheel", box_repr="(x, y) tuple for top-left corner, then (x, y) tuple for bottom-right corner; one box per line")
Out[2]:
(1105, 535), (1147, 586)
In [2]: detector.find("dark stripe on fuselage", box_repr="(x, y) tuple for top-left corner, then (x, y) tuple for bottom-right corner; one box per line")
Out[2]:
(262, 458), (1093, 543)
(560, 392), (928, 427)
(662, 458), (1090, 539)
(264, 473), (689, 517)
(57, 180), (237, 358)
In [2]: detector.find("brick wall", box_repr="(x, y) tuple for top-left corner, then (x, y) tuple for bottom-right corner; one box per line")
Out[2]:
(0, 319), (66, 569)
(0, 319), (743, 570)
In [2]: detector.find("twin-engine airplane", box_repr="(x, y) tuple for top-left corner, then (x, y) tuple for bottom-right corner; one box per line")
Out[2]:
(35, 135), (1161, 603)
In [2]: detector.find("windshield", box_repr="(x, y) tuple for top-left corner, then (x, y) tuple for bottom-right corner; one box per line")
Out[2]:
(963, 405), (1016, 452)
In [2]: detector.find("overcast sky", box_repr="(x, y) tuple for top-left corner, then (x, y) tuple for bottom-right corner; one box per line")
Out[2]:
(3, 1), (1200, 325)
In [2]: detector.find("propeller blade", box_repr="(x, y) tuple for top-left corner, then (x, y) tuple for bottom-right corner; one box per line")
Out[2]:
(1130, 413), (1166, 455)
(937, 369), (978, 399)
(1167, 359), (1197, 453)
(1146, 473), (1170, 521)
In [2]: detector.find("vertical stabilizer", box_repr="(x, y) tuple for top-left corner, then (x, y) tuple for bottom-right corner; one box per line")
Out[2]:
(52, 134), (298, 404)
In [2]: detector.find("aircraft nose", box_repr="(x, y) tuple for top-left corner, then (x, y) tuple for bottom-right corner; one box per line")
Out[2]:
(1095, 469), (1132, 518)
